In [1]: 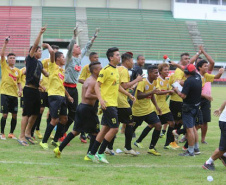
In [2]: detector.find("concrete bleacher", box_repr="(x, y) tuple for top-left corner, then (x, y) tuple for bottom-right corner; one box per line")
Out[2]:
(0, 6), (32, 56)
(42, 7), (76, 41)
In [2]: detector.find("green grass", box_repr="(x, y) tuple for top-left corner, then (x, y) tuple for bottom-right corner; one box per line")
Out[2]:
(0, 85), (226, 185)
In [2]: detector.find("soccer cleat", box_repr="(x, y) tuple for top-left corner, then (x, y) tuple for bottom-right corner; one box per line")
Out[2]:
(148, 148), (161, 156)
(159, 133), (166, 138)
(53, 147), (61, 158)
(8, 133), (17, 140)
(87, 152), (99, 163)
(170, 142), (180, 149)
(80, 138), (87, 143)
(35, 130), (43, 139)
(219, 156), (226, 167)
(84, 155), (91, 161)
(179, 151), (194, 157)
(179, 135), (187, 143)
(0, 134), (6, 140)
(201, 141), (208, 144)
(182, 146), (188, 151)
(124, 148), (138, 156)
(51, 140), (60, 147)
(164, 145), (175, 150)
(40, 142), (49, 150)
(172, 130), (179, 144)
(105, 148), (115, 155)
(194, 148), (201, 155)
(134, 141), (144, 148)
(97, 153), (109, 163)
(202, 162), (215, 171)
(58, 133), (66, 142)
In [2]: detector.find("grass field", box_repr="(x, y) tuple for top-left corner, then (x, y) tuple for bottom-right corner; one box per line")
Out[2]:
(0, 85), (226, 185)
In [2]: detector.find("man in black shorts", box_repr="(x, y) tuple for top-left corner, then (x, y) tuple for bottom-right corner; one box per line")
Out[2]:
(18, 27), (49, 146)
(174, 64), (202, 156)
(53, 62), (102, 159)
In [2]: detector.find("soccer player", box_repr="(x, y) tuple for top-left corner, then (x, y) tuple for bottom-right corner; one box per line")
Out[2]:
(18, 27), (49, 146)
(202, 100), (226, 170)
(19, 59), (26, 109)
(87, 47), (135, 163)
(53, 61), (102, 159)
(174, 64), (202, 156)
(133, 65), (162, 156)
(0, 36), (22, 140)
(31, 45), (59, 140)
(63, 26), (98, 143)
(40, 44), (73, 150)
(105, 52), (143, 155)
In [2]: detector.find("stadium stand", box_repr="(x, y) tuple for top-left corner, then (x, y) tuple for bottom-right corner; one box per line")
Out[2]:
(42, 7), (76, 40)
(0, 6), (32, 56)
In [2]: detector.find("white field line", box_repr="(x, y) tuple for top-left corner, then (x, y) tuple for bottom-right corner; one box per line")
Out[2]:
(0, 160), (202, 168)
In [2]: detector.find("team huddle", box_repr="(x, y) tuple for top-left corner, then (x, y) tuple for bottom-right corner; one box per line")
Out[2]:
(0, 26), (226, 170)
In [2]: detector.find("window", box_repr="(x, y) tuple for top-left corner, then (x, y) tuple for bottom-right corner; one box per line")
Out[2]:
(199, 0), (209, 4)
(210, 0), (219, 4)
(187, 0), (197, 3)
(223, 0), (226, 5)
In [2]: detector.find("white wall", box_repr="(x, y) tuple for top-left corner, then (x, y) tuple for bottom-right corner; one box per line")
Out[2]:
(142, 0), (171, 10)
(12, 0), (41, 6)
(173, 2), (226, 21)
(109, 0), (138, 9)
(77, 0), (106, 8)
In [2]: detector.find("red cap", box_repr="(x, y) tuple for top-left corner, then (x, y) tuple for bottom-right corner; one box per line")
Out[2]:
(126, 52), (133, 57)
(163, 55), (168, 59)
(186, 64), (196, 72)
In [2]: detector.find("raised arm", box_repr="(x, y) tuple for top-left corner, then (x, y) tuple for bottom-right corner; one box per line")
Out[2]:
(30, 27), (46, 57)
(42, 43), (55, 63)
(214, 68), (224, 79)
(190, 45), (202, 64)
(1, 37), (9, 60)
(200, 46), (215, 71)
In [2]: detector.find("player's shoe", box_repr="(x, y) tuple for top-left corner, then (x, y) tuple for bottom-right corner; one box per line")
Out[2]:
(159, 133), (165, 138)
(8, 133), (17, 139)
(87, 152), (99, 163)
(202, 162), (215, 171)
(40, 142), (49, 150)
(148, 148), (161, 156)
(164, 145), (175, 150)
(179, 135), (187, 143)
(105, 148), (115, 155)
(134, 141), (144, 148)
(170, 142), (180, 149)
(80, 135), (87, 143)
(182, 146), (188, 151)
(172, 130), (179, 144)
(179, 151), (194, 157)
(84, 155), (91, 161)
(124, 148), (138, 156)
(97, 153), (109, 164)
(194, 148), (201, 155)
(53, 147), (61, 158)
(219, 156), (226, 167)
(35, 130), (43, 139)
(51, 140), (60, 147)
(0, 134), (6, 140)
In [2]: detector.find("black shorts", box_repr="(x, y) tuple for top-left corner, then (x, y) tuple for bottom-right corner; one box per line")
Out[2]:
(195, 108), (203, 126)
(73, 103), (100, 133)
(65, 86), (78, 121)
(94, 100), (99, 114)
(169, 100), (182, 121)
(118, 108), (133, 124)
(219, 121), (226, 151)
(48, 95), (67, 119)
(40, 92), (49, 108)
(159, 112), (174, 125)
(1, 94), (18, 114)
(133, 111), (160, 127)
(23, 87), (40, 116)
(101, 107), (119, 128)
(20, 97), (24, 108)
(200, 98), (211, 123)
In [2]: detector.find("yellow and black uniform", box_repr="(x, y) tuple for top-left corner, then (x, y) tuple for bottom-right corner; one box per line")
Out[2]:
(97, 64), (119, 128)
(48, 62), (67, 118)
(169, 68), (186, 121)
(40, 58), (50, 107)
(132, 78), (160, 126)
(200, 73), (215, 87)
(156, 76), (174, 125)
(19, 67), (26, 108)
(0, 58), (20, 113)
(79, 64), (91, 82)
(117, 66), (133, 124)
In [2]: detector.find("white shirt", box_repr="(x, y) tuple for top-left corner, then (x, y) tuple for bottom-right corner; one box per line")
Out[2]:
(219, 105), (226, 122)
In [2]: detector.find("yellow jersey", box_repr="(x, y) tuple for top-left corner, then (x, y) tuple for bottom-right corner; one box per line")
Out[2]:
(156, 76), (171, 115)
(200, 73), (215, 87)
(48, 62), (65, 97)
(20, 67), (26, 97)
(132, 78), (156, 117)
(79, 64), (91, 81)
(170, 68), (186, 102)
(97, 64), (119, 107)
(40, 58), (49, 91)
(0, 58), (21, 97)
(117, 66), (130, 108)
